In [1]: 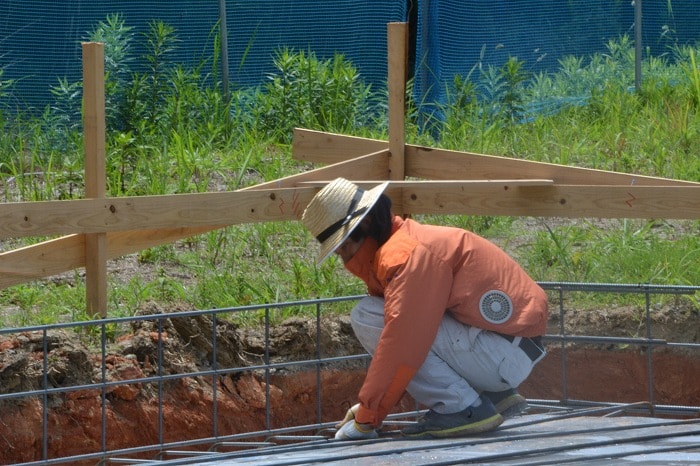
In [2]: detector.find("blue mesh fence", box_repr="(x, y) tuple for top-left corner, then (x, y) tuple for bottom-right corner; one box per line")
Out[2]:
(0, 1), (221, 111)
(227, 1), (407, 90)
(1, 1), (698, 117)
(414, 0), (700, 121)
(0, 0), (406, 112)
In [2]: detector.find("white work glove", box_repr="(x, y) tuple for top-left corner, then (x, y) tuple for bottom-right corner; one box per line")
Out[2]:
(334, 420), (378, 440)
(334, 403), (378, 440)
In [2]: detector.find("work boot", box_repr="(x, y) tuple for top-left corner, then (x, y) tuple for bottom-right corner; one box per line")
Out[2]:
(481, 388), (528, 418)
(401, 396), (503, 438)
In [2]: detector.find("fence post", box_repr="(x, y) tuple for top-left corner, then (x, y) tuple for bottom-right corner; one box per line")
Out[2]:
(634, 0), (642, 91)
(219, 0), (230, 104)
(82, 42), (108, 318)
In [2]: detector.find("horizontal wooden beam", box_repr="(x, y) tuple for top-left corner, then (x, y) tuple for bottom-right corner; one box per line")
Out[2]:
(400, 184), (700, 219)
(0, 187), (317, 240)
(298, 180), (700, 219)
(405, 146), (699, 187)
(2, 179), (698, 242)
(298, 179), (555, 188)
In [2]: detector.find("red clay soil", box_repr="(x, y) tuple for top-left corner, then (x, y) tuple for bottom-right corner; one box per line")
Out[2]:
(1, 347), (699, 465)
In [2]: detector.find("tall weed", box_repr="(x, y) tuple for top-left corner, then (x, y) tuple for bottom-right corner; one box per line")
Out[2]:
(253, 48), (374, 143)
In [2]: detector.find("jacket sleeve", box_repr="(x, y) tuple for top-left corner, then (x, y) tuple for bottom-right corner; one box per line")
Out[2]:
(355, 244), (453, 426)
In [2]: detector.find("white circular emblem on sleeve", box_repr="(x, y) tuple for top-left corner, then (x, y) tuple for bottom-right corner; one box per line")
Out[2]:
(479, 290), (513, 324)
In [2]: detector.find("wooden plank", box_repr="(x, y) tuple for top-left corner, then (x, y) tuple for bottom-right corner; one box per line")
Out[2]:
(3, 180), (694, 241)
(0, 188), (318, 240)
(241, 149), (389, 190)
(299, 180), (555, 210)
(405, 145), (700, 187)
(401, 184), (700, 219)
(85, 233), (107, 316)
(387, 22), (407, 181)
(291, 128), (386, 164)
(0, 226), (217, 289)
(82, 42), (107, 317)
(298, 179), (555, 188)
(0, 235), (86, 287)
(290, 129), (700, 187)
(299, 180), (700, 218)
(83, 43), (106, 200)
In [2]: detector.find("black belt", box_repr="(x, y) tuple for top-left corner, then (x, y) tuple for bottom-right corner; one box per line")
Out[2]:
(498, 333), (545, 362)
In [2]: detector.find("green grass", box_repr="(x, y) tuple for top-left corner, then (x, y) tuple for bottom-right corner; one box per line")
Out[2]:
(0, 16), (699, 326)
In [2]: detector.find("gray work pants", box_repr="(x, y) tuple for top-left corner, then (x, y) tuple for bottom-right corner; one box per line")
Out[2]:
(351, 296), (544, 414)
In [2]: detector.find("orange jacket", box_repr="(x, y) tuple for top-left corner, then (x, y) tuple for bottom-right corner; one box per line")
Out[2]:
(347, 216), (548, 426)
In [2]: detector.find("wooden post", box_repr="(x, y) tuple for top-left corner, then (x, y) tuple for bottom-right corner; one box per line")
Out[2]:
(387, 22), (407, 182)
(82, 42), (108, 318)
(387, 22), (407, 214)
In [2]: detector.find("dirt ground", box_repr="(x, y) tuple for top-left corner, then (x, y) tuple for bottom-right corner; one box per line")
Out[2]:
(0, 299), (698, 464)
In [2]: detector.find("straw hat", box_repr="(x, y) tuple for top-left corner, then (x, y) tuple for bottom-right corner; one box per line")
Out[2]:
(302, 178), (389, 263)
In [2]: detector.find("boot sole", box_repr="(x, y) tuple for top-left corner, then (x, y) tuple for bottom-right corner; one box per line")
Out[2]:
(401, 413), (504, 439)
(494, 394), (528, 419)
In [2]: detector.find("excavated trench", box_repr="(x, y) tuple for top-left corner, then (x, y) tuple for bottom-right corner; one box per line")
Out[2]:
(0, 306), (698, 464)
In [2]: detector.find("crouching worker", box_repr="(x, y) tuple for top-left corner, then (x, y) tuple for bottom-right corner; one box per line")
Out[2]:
(301, 178), (548, 440)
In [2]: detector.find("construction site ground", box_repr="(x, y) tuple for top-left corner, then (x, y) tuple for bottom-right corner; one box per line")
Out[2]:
(1, 292), (699, 464)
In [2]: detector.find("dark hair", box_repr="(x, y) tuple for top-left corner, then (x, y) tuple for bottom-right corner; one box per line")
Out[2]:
(350, 193), (393, 246)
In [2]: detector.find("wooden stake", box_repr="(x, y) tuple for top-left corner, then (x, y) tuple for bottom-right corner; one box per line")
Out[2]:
(387, 22), (407, 182)
(82, 42), (107, 318)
